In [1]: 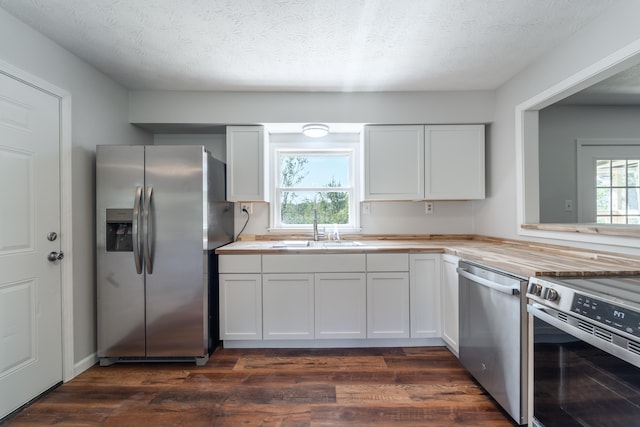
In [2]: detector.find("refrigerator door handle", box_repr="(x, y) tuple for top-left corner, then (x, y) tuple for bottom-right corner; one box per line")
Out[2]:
(143, 185), (153, 274)
(132, 186), (143, 274)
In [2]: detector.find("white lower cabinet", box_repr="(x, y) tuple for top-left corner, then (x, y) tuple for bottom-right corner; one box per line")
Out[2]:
(262, 274), (314, 340)
(409, 254), (441, 338)
(367, 272), (410, 338)
(219, 273), (262, 340)
(219, 252), (444, 346)
(315, 273), (367, 339)
(441, 254), (460, 355)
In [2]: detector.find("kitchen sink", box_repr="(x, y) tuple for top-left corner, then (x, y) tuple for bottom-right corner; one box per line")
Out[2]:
(271, 240), (310, 248)
(322, 240), (364, 247)
(270, 240), (365, 248)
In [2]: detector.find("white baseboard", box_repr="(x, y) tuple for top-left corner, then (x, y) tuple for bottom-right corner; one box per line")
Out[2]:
(222, 337), (445, 349)
(71, 353), (97, 381)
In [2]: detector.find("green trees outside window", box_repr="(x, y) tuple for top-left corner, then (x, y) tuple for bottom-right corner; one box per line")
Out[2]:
(279, 155), (350, 225)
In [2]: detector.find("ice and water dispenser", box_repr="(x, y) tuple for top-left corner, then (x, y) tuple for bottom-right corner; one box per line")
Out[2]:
(105, 208), (133, 252)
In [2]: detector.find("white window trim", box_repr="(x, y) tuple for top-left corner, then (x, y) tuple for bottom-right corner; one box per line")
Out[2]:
(268, 134), (361, 233)
(576, 139), (640, 223)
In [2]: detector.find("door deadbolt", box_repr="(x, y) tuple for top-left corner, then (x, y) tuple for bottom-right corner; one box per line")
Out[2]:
(47, 251), (64, 262)
(47, 232), (58, 241)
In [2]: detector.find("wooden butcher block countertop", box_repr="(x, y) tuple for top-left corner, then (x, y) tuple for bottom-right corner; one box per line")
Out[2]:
(216, 234), (640, 279)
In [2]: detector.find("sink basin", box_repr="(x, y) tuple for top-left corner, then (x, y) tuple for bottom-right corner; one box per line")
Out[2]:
(322, 240), (364, 247)
(270, 240), (365, 248)
(271, 240), (310, 248)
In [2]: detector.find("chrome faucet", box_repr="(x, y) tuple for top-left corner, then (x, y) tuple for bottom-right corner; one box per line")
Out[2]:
(313, 195), (325, 241)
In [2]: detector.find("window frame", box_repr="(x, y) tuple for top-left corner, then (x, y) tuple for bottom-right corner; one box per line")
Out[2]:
(577, 139), (640, 224)
(268, 133), (361, 232)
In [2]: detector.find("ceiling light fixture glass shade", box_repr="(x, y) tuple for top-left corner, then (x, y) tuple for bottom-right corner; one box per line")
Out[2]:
(302, 123), (329, 137)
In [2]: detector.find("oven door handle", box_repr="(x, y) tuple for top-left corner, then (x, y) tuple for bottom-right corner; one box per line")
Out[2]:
(528, 303), (640, 368)
(457, 268), (520, 296)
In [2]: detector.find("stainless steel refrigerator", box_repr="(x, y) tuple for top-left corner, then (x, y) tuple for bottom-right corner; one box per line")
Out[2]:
(96, 145), (233, 366)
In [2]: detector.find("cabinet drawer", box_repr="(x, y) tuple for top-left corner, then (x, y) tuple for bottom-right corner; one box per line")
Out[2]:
(262, 254), (366, 273)
(367, 253), (409, 271)
(219, 254), (262, 273)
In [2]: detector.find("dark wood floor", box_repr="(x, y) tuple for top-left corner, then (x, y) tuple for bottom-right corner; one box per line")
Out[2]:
(3, 346), (516, 426)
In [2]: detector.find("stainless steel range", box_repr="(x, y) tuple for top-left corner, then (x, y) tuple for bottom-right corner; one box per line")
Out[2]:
(527, 275), (640, 427)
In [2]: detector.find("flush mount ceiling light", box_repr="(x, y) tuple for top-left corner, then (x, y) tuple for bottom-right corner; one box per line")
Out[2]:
(302, 123), (329, 138)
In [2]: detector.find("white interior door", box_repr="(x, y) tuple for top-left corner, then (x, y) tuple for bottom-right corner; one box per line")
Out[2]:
(0, 72), (62, 419)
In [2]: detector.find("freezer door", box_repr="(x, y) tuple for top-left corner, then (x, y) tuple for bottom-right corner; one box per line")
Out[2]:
(144, 145), (209, 357)
(96, 145), (146, 357)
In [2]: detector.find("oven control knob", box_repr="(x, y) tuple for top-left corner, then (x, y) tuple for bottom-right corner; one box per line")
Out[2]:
(529, 283), (543, 296)
(544, 288), (559, 302)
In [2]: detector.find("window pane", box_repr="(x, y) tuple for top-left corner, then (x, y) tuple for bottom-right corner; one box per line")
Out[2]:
(596, 188), (610, 215)
(612, 187), (626, 215)
(628, 216), (640, 225)
(280, 155), (349, 188)
(596, 160), (610, 187)
(596, 216), (611, 224)
(280, 191), (349, 225)
(628, 187), (639, 215)
(629, 160), (639, 186)
(612, 160), (626, 187)
(612, 216), (627, 224)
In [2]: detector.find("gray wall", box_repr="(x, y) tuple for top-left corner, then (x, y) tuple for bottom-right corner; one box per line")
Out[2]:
(154, 133), (226, 162)
(0, 8), (152, 368)
(130, 90), (495, 125)
(137, 92), (496, 236)
(539, 105), (640, 223)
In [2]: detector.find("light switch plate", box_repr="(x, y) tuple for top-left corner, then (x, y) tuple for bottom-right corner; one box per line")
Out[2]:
(564, 200), (573, 212)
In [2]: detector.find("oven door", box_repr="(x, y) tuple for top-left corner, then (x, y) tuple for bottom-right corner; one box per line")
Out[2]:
(529, 304), (640, 427)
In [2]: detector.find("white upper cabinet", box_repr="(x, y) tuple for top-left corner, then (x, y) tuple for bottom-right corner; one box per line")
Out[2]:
(363, 124), (485, 200)
(424, 125), (485, 200)
(226, 125), (267, 201)
(364, 125), (425, 200)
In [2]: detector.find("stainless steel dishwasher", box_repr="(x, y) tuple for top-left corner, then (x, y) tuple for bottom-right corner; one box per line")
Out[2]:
(458, 260), (529, 425)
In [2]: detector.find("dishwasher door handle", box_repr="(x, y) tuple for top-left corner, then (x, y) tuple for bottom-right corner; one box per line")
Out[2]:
(457, 268), (520, 296)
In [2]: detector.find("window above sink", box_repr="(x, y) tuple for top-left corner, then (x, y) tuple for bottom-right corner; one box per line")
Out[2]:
(268, 130), (362, 233)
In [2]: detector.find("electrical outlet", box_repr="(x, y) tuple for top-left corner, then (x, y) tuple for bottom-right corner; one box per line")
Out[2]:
(240, 202), (253, 214)
(425, 202), (434, 214)
(362, 202), (371, 215)
(564, 199), (573, 212)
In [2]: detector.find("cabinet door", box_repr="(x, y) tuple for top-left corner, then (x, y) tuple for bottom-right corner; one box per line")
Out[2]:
(441, 254), (460, 355)
(315, 273), (366, 339)
(263, 274), (314, 340)
(409, 254), (441, 338)
(219, 274), (262, 340)
(367, 272), (410, 338)
(424, 125), (485, 200)
(226, 126), (266, 201)
(364, 125), (424, 200)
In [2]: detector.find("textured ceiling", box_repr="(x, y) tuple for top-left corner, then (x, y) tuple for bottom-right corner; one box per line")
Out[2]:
(0, 0), (617, 92)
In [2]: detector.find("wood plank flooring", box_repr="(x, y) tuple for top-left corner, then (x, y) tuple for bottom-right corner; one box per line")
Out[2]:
(3, 347), (517, 426)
